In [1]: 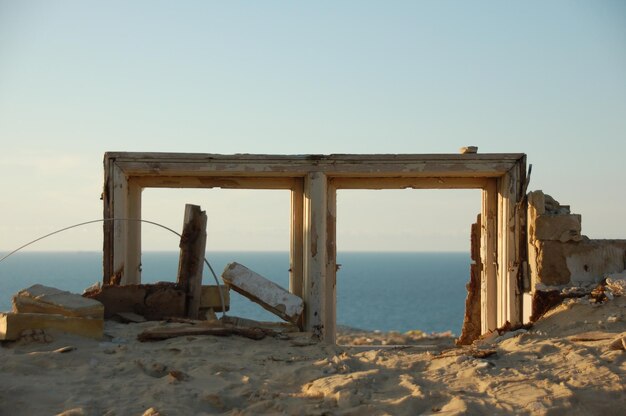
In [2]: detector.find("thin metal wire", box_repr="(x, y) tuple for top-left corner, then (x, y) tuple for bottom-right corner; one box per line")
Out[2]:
(0, 218), (227, 318)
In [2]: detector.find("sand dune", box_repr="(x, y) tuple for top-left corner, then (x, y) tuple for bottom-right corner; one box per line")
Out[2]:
(1, 296), (625, 415)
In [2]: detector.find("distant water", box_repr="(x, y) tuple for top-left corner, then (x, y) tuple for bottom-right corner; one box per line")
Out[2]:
(0, 251), (470, 334)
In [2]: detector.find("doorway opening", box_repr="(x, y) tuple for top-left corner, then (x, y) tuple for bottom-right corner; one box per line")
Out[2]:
(335, 189), (480, 346)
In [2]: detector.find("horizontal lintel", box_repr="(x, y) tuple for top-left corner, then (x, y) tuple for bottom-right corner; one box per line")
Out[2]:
(130, 176), (299, 190)
(331, 177), (490, 190)
(112, 156), (523, 179)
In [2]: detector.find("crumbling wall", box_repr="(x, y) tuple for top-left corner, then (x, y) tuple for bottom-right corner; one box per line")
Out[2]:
(526, 190), (626, 319)
(457, 215), (482, 345)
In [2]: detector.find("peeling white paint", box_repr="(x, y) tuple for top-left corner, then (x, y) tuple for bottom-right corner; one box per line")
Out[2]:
(222, 262), (304, 323)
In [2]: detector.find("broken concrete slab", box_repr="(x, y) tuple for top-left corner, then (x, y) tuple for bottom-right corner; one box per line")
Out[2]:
(137, 323), (266, 342)
(12, 284), (104, 319)
(84, 283), (185, 320)
(220, 315), (299, 333)
(0, 312), (103, 341)
(221, 262), (304, 324)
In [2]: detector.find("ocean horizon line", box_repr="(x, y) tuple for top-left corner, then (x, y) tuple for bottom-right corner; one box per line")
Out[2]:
(1, 249), (471, 255)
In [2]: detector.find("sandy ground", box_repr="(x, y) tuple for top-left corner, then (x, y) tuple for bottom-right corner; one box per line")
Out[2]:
(1, 296), (625, 416)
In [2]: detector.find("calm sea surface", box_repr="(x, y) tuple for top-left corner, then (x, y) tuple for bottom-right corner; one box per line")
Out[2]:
(0, 251), (470, 334)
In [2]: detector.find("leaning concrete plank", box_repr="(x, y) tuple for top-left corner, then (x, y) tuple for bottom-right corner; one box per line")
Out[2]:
(12, 284), (104, 319)
(221, 262), (303, 323)
(0, 312), (103, 340)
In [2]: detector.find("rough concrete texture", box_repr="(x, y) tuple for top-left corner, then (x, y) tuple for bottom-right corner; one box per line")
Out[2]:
(528, 190), (626, 288)
(533, 240), (626, 286)
(528, 191), (571, 217)
(84, 283), (186, 320)
(533, 214), (582, 242)
(222, 262), (304, 323)
(458, 215), (482, 345)
(13, 284), (104, 319)
(0, 312), (103, 341)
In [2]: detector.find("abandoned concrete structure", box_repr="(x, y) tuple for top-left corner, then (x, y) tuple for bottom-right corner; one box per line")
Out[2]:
(102, 151), (626, 344)
(103, 151), (529, 343)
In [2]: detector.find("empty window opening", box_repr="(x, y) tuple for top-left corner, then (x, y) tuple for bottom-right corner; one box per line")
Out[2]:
(141, 188), (291, 322)
(335, 189), (480, 345)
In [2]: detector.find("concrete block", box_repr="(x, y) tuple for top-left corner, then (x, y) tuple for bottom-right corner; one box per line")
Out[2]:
(84, 283), (185, 320)
(533, 214), (582, 242)
(534, 241), (571, 285)
(12, 284), (104, 319)
(222, 262), (303, 323)
(0, 312), (103, 340)
(200, 285), (230, 312)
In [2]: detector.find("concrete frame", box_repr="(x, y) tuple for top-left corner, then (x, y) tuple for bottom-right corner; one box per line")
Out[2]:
(103, 152), (527, 342)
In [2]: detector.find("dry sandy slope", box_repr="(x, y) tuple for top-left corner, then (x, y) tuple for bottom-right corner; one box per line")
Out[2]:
(1, 296), (625, 416)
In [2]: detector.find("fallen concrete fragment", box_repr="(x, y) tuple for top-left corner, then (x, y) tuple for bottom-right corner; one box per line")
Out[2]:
(84, 283), (229, 321)
(0, 312), (103, 340)
(221, 262), (303, 324)
(115, 312), (147, 323)
(84, 283), (185, 320)
(200, 285), (230, 312)
(12, 284), (104, 319)
(137, 324), (266, 341)
(220, 315), (299, 333)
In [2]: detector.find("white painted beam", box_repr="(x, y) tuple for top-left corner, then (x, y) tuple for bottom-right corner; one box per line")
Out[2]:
(303, 172), (327, 339)
(125, 179), (142, 284)
(481, 179), (498, 333)
(222, 262), (303, 323)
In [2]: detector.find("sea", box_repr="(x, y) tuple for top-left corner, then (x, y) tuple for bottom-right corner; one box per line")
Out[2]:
(0, 251), (470, 335)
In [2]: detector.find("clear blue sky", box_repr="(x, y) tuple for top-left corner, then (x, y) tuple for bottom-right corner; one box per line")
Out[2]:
(1, 1), (625, 252)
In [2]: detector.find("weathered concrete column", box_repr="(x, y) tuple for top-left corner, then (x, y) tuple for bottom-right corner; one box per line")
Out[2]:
(303, 172), (328, 340)
(125, 179), (142, 285)
(289, 180), (305, 300)
(481, 179), (498, 333)
(176, 204), (207, 319)
(103, 159), (142, 285)
(325, 181), (337, 344)
(496, 158), (526, 327)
